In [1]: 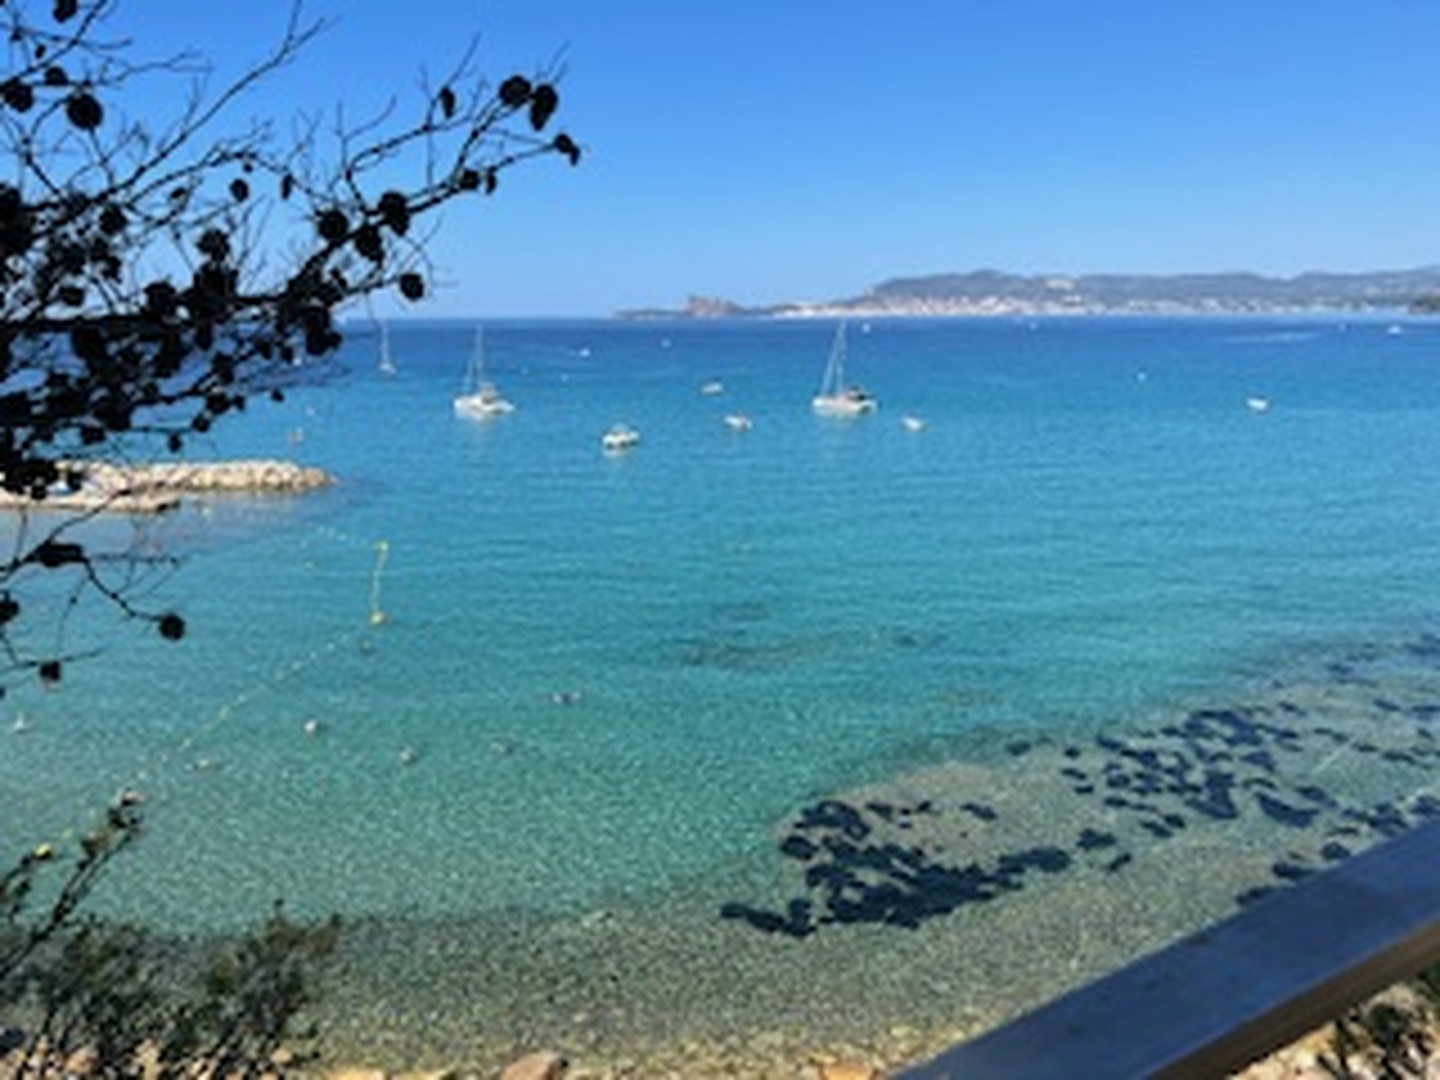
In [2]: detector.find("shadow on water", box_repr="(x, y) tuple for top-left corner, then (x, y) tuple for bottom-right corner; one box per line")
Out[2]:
(722, 632), (1440, 937)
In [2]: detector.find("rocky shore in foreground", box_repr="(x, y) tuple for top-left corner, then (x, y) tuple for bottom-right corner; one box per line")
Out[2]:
(0, 459), (333, 513)
(0, 1017), (1409, 1080)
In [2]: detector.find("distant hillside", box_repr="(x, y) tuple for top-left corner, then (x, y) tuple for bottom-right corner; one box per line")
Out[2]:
(621, 268), (1440, 319)
(863, 268), (1440, 313)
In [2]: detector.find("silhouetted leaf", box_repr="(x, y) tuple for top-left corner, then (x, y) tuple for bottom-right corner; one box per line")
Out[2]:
(316, 208), (348, 243)
(1, 78), (35, 113)
(196, 228), (230, 262)
(143, 280), (178, 317)
(377, 191), (410, 235)
(98, 203), (126, 235)
(554, 133), (581, 165)
(65, 91), (102, 130)
(32, 540), (85, 568)
(498, 74), (531, 108)
(157, 613), (186, 641)
(353, 223), (383, 263)
(52, 0), (78, 22)
(437, 85), (456, 119)
(398, 272), (424, 301)
(529, 84), (558, 131)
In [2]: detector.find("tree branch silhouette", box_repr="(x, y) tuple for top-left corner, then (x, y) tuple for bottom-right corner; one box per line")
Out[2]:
(0, 0), (581, 691)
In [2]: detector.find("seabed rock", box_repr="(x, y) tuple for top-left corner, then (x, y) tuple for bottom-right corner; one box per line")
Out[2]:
(817, 1060), (886, 1080)
(500, 1050), (567, 1080)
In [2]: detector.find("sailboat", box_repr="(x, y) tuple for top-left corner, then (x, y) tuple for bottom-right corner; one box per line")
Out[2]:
(377, 321), (397, 377)
(453, 327), (514, 419)
(811, 321), (876, 417)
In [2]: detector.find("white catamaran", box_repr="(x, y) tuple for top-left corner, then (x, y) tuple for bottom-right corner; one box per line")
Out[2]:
(811, 321), (876, 417)
(453, 328), (514, 419)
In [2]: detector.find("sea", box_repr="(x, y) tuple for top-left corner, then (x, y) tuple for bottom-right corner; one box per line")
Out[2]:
(5, 314), (1440, 1074)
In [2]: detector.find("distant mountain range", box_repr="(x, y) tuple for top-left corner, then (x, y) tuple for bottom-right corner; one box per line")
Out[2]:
(620, 268), (1440, 319)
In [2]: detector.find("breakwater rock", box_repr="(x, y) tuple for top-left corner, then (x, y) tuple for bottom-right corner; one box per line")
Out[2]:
(0, 459), (334, 514)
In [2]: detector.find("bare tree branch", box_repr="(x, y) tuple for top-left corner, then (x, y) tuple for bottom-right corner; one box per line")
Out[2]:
(0, 0), (582, 689)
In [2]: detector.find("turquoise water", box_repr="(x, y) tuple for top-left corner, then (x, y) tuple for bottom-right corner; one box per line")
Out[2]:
(6, 315), (1440, 1069)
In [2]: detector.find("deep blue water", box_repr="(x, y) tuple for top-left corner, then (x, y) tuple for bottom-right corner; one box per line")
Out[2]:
(5, 314), (1440, 935)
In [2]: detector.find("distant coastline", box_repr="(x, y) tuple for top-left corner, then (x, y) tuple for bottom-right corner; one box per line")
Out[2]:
(619, 267), (1440, 320)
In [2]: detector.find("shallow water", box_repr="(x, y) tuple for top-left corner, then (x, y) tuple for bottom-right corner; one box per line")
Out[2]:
(4, 315), (1440, 1071)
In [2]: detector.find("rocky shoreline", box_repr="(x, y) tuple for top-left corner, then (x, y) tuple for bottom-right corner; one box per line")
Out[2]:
(0, 1019), (1402, 1080)
(0, 459), (333, 513)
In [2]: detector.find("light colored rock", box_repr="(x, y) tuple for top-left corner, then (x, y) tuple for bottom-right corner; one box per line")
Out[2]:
(96, 459), (333, 494)
(324, 1068), (391, 1080)
(0, 458), (333, 514)
(131, 1041), (163, 1080)
(500, 1050), (567, 1080)
(818, 1061), (885, 1080)
(63, 1046), (101, 1076)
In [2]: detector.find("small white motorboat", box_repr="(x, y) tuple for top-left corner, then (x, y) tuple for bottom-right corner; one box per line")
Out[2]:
(601, 423), (640, 452)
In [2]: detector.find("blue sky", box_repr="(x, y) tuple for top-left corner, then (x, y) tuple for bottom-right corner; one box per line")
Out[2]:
(105, 1), (1440, 317)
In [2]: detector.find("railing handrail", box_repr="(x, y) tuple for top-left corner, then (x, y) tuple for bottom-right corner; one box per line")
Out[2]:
(899, 817), (1440, 1079)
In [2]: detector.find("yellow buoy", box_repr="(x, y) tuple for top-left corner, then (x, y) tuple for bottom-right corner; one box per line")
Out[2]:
(368, 540), (390, 625)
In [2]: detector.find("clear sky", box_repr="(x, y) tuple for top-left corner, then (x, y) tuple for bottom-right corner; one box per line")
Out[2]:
(102, 1), (1440, 317)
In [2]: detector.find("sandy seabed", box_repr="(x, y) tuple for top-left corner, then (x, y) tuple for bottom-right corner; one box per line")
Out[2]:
(292, 633), (1440, 1078)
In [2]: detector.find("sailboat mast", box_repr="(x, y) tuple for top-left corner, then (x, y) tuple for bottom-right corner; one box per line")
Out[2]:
(378, 320), (396, 375)
(830, 321), (847, 394)
(465, 327), (485, 390)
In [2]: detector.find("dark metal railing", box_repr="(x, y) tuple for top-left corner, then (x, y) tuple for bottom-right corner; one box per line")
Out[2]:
(899, 818), (1440, 1079)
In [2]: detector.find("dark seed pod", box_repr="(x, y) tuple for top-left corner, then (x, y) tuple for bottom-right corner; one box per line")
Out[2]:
(498, 75), (532, 108)
(378, 191), (410, 236)
(529, 83), (559, 130)
(65, 91), (103, 131)
(317, 208), (349, 243)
